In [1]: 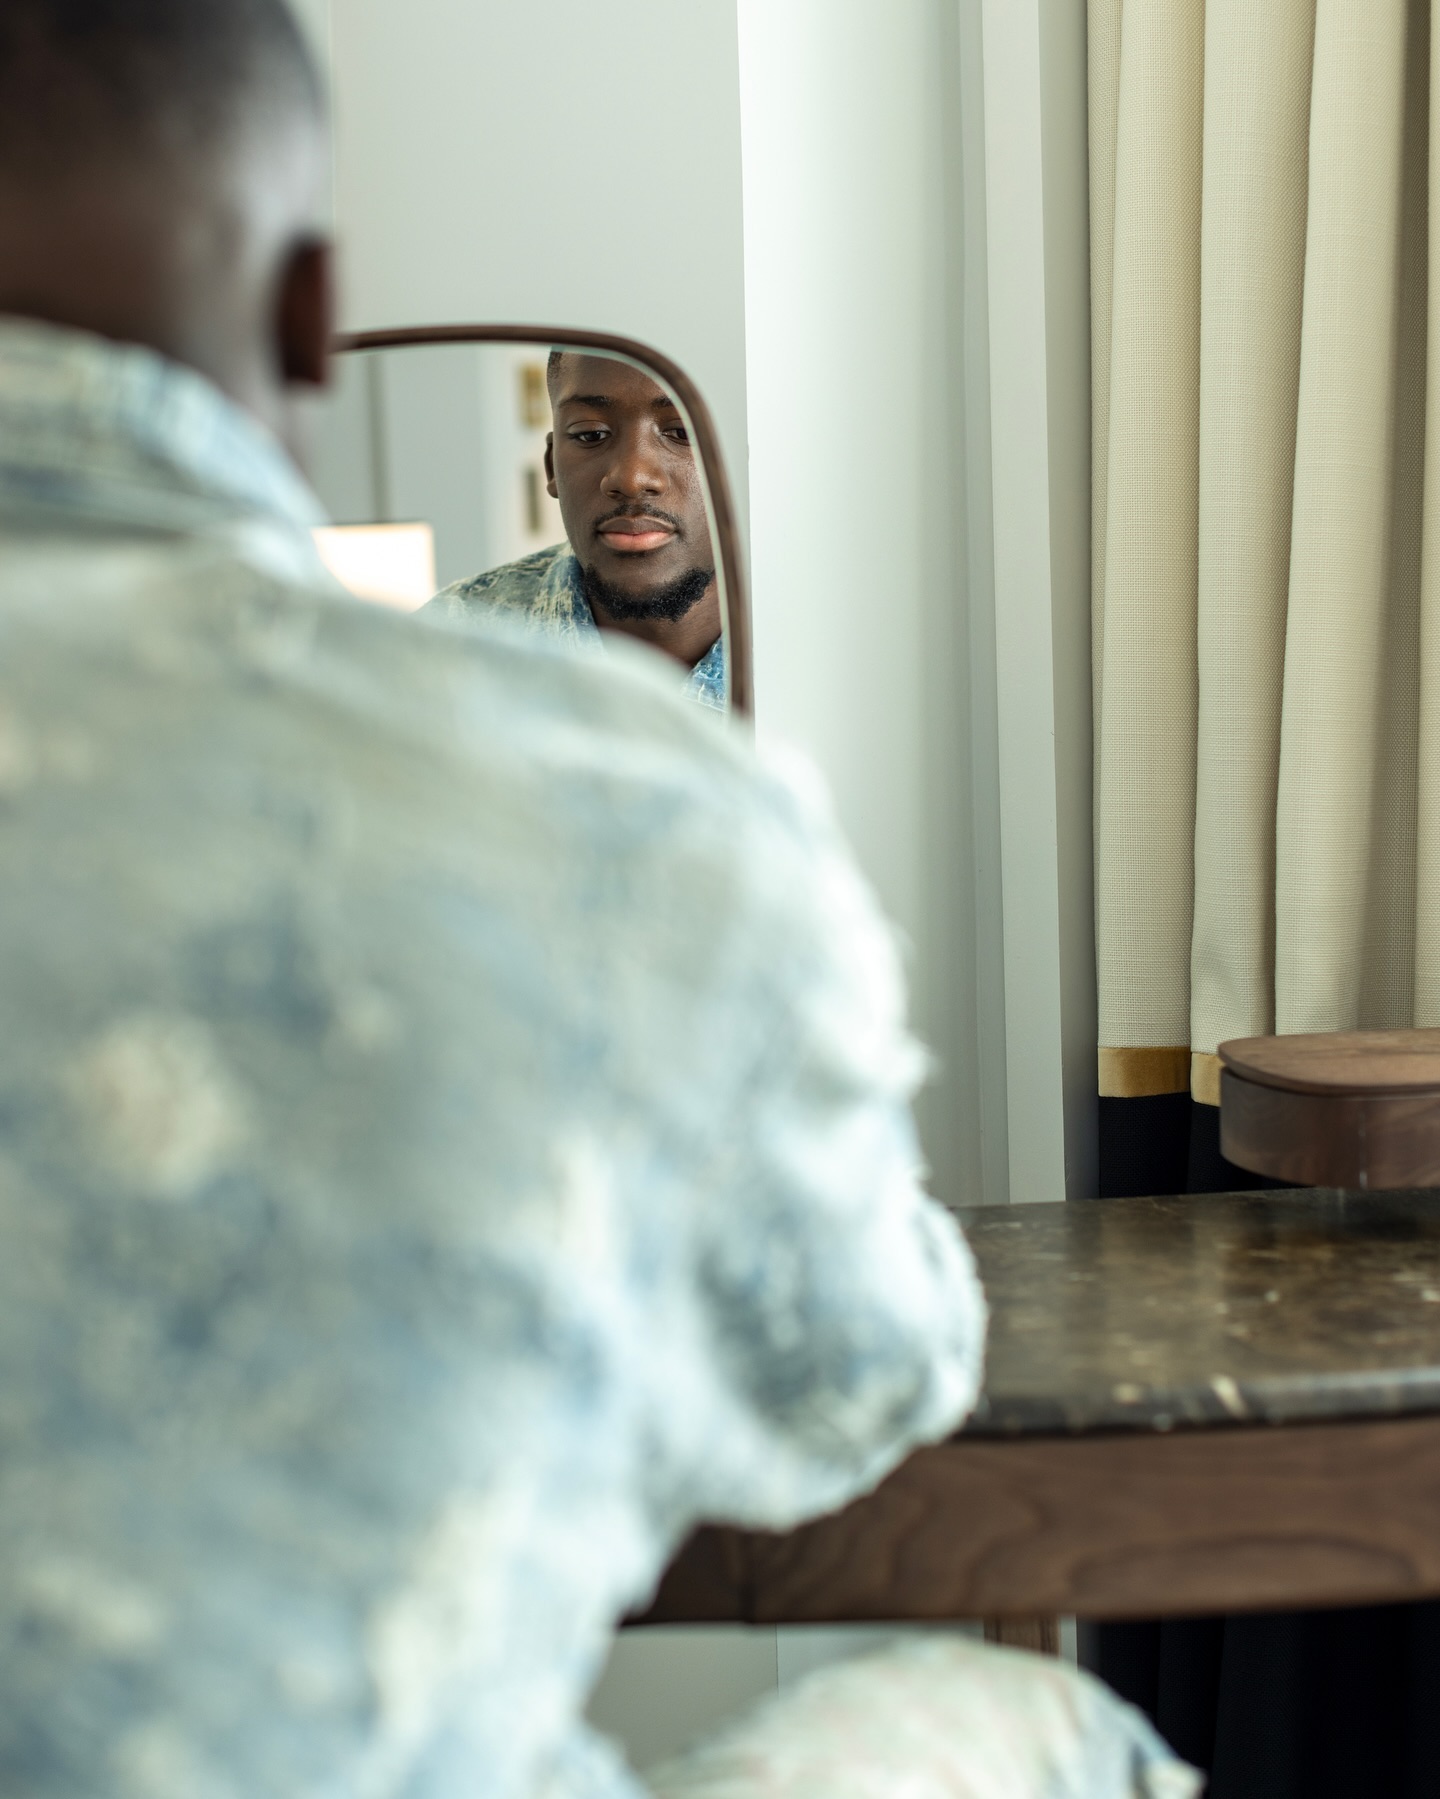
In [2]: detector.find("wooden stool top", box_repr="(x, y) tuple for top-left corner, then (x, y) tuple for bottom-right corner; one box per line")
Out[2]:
(1220, 1029), (1440, 1097)
(1219, 1030), (1440, 1189)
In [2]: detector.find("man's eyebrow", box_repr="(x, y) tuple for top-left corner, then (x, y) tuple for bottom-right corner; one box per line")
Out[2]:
(556, 393), (681, 411)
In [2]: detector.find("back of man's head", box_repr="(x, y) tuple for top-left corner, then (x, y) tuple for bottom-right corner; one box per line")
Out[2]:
(0, 0), (321, 175)
(0, 0), (332, 455)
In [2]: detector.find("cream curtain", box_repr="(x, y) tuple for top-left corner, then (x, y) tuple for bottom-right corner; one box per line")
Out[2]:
(1092, 0), (1440, 1106)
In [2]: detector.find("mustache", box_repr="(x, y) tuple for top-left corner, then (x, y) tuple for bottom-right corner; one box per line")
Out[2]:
(593, 504), (687, 537)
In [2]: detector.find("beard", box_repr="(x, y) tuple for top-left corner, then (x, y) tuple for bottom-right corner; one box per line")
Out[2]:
(580, 562), (714, 624)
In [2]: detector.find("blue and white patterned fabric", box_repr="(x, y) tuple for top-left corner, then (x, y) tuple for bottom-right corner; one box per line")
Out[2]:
(649, 1639), (1200, 1799)
(0, 316), (1197, 1799)
(0, 317), (988, 1797)
(429, 543), (729, 711)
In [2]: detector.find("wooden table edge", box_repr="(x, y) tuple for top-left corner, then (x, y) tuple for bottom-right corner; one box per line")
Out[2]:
(632, 1412), (1440, 1627)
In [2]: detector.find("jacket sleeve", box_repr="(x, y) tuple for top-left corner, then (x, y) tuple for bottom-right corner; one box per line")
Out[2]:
(632, 743), (988, 1538)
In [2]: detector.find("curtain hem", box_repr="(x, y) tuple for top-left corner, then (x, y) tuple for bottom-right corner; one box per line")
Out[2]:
(1190, 1052), (1221, 1107)
(1098, 1046), (1192, 1097)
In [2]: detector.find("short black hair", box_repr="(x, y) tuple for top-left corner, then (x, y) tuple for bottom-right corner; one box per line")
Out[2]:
(547, 348), (567, 388)
(0, 0), (324, 177)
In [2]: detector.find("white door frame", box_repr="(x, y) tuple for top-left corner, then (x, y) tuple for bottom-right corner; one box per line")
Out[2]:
(973, 0), (1096, 1203)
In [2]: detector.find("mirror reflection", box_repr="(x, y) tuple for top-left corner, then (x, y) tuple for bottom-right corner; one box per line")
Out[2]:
(309, 342), (728, 711)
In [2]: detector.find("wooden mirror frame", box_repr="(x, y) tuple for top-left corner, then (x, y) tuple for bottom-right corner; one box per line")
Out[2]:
(333, 325), (752, 718)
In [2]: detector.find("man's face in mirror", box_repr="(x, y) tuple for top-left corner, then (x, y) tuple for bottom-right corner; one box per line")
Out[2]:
(545, 354), (717, 636)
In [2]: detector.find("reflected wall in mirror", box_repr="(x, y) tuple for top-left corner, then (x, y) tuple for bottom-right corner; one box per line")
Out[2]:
(308, 328), (750, 716)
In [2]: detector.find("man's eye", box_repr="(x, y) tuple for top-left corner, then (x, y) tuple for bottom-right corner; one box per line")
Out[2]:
(569, 428), (609, 445)
(664, 427), (691, 445)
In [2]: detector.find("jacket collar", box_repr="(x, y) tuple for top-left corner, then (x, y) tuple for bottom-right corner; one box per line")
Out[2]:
(0, 316), (328, 581)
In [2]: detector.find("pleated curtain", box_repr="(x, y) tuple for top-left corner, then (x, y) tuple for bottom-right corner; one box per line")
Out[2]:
(1092, 0), (1440, 1107)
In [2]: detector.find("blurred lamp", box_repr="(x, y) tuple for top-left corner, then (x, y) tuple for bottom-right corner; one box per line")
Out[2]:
(313, 523), (437, 613)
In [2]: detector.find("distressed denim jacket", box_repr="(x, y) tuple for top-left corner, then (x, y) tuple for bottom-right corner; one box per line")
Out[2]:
(429, 543), (728, 711)
(0, 318), (990, 1797)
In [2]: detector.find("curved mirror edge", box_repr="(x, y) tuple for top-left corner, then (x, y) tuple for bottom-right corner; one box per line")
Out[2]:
(303, 327), (750, 720)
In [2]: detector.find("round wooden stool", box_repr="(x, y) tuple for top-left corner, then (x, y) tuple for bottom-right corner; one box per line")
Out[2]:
(1219, 1029), (1440, 1189)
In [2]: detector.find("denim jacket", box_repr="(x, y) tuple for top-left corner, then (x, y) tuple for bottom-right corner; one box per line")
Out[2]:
(429, 543), (728, 711)
(0, 317), (987, 1798)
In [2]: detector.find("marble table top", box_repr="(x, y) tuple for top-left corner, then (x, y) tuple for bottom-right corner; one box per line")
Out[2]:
(957, 1189), (1440, 1436)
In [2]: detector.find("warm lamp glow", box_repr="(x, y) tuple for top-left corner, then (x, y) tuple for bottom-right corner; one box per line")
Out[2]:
(313, 523), (438, 612)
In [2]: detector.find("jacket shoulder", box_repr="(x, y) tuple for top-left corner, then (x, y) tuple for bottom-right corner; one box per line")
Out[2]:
(427, 543), (575, 618)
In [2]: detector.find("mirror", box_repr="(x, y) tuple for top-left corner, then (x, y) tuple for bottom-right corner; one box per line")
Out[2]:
(308, 327), (750, 716)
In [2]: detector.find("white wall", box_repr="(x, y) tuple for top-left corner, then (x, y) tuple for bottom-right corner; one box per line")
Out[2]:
(320, 0), (749, 539)
(729, 0), (1094, 1702)
(740, 0), (1092, 1213)
(979, 0), (1095, 1205)
(739, 0), (1009, 1209)
(1039, 2), (1097, 1204)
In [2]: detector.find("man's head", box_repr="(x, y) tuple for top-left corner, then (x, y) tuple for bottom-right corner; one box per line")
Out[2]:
(545, 350), (721, 663)
(0, 0), (332, 459)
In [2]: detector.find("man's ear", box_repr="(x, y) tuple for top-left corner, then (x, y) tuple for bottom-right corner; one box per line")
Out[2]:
(544, 433), (558, 498)
(276, 238), (335, 387)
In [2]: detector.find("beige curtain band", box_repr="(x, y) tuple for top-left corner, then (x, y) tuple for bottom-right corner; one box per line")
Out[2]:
(1096, 1048), (1222, 1104)
(1098, 1046), (1191, 1098)
(1190, 1051), (1221, 1108)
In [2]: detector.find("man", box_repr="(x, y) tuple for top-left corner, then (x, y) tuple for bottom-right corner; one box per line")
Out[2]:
(429, 351), (727, 709)
(0, 3), (1190, 1796)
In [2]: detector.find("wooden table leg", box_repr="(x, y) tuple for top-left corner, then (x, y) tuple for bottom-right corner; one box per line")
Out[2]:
(983, 1617), (1060, 1655)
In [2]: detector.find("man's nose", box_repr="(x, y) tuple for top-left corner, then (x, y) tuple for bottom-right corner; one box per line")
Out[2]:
(601, 433), (665, 498)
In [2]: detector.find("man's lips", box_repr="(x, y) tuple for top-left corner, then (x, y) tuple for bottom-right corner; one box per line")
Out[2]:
(598, 518), (677, 554)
